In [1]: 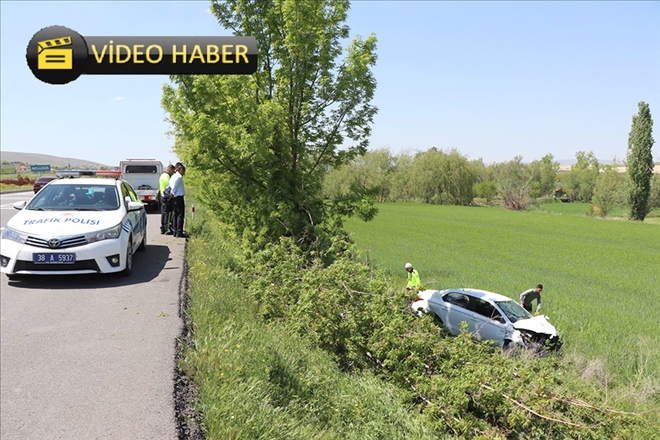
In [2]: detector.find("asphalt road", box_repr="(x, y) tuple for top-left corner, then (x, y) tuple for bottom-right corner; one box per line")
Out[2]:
(1, 191), (184, 439)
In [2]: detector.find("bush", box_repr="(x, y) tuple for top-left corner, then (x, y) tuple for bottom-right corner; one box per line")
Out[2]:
(591, 167), (626, 217)
(492, 156), (537, 210)
(238, 236), (659, 438)
(584, 204), (601, 217)
(0, 174), (35, 186)
(182, 210), (439, 440)
(475, 181), (498, 203)
(537, 197), (560, 205)
(647, 173), (660, 212)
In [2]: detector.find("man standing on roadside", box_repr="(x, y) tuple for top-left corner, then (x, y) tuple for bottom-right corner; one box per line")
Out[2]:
(167, 162), (187, 238)
(520, 284), (544, 315)
(159, 164), (175, 235)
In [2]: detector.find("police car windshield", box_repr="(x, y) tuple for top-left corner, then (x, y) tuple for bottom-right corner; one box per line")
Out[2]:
(495, 300), (533, 323)
(27, 184), (120, 211)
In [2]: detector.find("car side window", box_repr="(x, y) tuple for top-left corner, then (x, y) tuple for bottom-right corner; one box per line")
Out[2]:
(120, 184), (130, 208)
(125, 183), (139, 202)
(444, 292), (470, 309)
(471, 298), (502, 321)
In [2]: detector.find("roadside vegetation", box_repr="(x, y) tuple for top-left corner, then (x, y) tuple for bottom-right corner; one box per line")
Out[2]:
(159, 1), (658, 437)
(181, 208), (438, 440)
(0, 174), (37, 191)
(180, 195), (660, 439)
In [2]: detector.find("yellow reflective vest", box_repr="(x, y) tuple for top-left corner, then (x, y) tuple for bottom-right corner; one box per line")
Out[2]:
(407, 269), (421, 290)
(159, 172), (171, 196)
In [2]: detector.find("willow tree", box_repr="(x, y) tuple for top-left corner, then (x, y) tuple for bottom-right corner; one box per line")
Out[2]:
(627, 101), (655, 221)
(162, 0), (377, 251)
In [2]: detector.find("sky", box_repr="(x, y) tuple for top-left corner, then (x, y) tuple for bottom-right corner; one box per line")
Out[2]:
(1, 1), (659, 168)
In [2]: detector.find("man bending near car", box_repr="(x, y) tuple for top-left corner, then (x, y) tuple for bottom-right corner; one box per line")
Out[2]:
(520, 284), (543, 315)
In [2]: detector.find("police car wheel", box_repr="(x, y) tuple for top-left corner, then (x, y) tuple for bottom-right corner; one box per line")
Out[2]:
(138, 229), (147, 252)
(121, 238), (133, 277)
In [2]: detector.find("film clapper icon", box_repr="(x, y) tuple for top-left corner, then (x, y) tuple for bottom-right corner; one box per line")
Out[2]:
(37, 36), (73, 70)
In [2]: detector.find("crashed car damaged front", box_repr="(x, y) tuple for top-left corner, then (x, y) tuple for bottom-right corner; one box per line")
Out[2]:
(412, 288), (562, 353)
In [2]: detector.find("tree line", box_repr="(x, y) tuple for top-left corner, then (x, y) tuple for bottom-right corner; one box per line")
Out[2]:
(323, 105), (658, 222)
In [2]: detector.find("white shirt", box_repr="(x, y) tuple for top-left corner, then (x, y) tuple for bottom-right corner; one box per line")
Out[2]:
(168, 171), (185, 197)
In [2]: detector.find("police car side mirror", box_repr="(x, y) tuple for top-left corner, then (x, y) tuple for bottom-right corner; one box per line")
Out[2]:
(127, 201), (144, 212)
(13, 201), (27, 210)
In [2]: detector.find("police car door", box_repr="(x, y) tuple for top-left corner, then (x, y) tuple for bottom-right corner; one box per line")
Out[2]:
(121, 182), (146, 252)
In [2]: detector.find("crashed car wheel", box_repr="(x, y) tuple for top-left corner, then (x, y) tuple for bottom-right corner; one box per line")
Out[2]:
(546, 336), (563, 352)
(519, 331), (560, 357)
(502, 339), (520, 356)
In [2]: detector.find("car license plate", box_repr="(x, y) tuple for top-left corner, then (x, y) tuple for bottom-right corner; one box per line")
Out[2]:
(33, 253), (76, 264)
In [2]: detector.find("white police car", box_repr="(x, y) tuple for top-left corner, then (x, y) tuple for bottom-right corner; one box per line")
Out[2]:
(1, 171), (147, 280)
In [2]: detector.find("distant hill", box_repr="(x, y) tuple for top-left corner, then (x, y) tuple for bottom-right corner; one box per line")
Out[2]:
(0, 151), (111, 168)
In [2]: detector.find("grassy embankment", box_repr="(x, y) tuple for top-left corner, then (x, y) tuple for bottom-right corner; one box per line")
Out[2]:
(343, 202), (660, 387)
(181, 208), (439, 439)
(181, 198), (659, 438)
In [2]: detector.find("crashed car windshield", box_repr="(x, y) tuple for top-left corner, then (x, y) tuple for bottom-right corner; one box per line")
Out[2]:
(496, 300), (532, 323)
(27, 184), (121, 211)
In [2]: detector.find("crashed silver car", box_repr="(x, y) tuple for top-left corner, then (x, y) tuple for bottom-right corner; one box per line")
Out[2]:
(412, 288), (562, 352)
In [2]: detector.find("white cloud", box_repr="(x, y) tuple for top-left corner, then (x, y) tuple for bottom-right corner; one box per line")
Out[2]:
(114, 96), (124, 101)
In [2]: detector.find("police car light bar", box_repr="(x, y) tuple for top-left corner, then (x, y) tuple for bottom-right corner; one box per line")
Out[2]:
(55, 170), (123, 179)
(56, 170), (97, 178)
(95, 170), (123, 178)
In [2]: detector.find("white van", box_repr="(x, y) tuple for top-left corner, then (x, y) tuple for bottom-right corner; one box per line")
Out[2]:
(119, 159), (163, 211)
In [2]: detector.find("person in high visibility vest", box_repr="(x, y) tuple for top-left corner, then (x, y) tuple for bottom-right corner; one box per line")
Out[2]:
(159, 164), (175, 235)
(405, 262), (422, 292)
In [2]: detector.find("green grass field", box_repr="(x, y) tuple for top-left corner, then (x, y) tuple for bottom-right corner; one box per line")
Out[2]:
(528, 200), (660, 224)
(344, 202), (660, 385)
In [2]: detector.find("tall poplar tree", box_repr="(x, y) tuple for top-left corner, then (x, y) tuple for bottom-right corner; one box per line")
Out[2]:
(627, 101), (655, 221)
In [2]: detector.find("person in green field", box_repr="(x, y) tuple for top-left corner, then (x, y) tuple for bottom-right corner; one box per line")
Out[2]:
(405, 262), (422, 293)
(159, 164), (175, 235)
(520, 284), (543, 315)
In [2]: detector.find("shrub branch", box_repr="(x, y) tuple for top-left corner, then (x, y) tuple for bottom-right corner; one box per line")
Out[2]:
(481, 384), (593, 429)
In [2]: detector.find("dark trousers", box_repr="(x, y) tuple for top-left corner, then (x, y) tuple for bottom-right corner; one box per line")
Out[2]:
(160, 197), (173, 233)
(171, 196), (185, 236)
